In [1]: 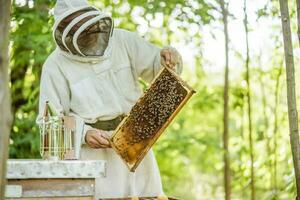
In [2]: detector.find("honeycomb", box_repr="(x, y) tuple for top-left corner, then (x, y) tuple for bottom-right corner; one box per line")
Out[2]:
(110, 67), (195, 172)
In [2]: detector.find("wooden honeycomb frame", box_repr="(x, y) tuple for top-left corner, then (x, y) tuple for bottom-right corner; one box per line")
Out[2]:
(110, 67), (195, 172)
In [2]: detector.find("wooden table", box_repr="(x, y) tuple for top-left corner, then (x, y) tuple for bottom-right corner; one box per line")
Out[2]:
(5, 159), (106, 200)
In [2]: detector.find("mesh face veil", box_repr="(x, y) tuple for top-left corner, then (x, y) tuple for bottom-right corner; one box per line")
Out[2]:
(76, 18), (112, 56)
(54, 7), (113, 57)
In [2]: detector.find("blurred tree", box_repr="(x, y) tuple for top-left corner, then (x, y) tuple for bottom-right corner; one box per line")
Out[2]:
(278, 0), (300, 199)
(243, 1), (255, 199)
(0, 0), (12, 198)
(219, 0), (231, 199)
(272, 60), (283, 195)
(296, 0), (300, 44)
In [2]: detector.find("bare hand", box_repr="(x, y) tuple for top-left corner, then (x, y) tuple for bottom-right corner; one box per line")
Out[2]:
(85, 129), (111, 149)
(160, 47), (182, 70)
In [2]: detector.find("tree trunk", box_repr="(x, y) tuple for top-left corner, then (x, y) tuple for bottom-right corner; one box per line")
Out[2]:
(258, 69), (272, 189)
(0, 0), (13, 199)
(273, 64), (283, 193)
(220, 0), (230, 199)
(243, 1), (255, 199)
(296, 0), (300, 45)
(279, 0), (300, 199)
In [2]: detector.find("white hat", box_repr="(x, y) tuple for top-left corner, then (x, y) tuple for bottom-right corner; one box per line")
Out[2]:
(52, 0), (114, 60)
(53, 0), (91, 25)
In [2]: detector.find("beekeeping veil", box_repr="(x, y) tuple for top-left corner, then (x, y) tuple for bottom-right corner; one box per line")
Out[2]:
(53, 0), (113, 57)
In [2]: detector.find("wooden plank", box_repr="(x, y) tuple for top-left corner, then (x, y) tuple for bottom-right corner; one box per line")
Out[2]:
(7, 160), (106, 179)
(0, 0), (13, 199)
(6, 198), (93, 200)
(7, 179), (95, 197)
(5, 185), (22, 198)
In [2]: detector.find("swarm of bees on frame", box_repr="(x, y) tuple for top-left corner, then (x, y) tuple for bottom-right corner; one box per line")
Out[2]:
(125, 69), (187, 143)
(111, 67), (194, 170)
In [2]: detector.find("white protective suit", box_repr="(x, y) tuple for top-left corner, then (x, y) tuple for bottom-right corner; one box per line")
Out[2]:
(37, 0), (182, 198)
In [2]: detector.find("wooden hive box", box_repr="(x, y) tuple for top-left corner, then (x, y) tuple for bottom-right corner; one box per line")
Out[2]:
(110, 67), (195, 172)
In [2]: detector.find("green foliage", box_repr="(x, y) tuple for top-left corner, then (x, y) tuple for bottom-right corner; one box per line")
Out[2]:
(8, 0), (299, 199)
(10, 0), (55, 159)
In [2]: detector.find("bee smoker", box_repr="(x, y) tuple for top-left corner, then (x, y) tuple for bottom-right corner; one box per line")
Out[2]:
(38, 101), (76, 160)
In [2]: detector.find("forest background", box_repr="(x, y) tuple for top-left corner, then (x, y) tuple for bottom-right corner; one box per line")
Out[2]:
(8, 0), (300, 199)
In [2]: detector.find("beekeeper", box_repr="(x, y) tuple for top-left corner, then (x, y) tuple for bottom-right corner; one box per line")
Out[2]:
(37, 0), (183, 198)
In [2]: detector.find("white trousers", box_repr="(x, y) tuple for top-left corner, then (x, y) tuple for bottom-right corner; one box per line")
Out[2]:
(80, 146), (163, 198)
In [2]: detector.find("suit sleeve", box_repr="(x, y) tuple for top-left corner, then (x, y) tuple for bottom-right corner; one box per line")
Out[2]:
(123, 31), (183, 82)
